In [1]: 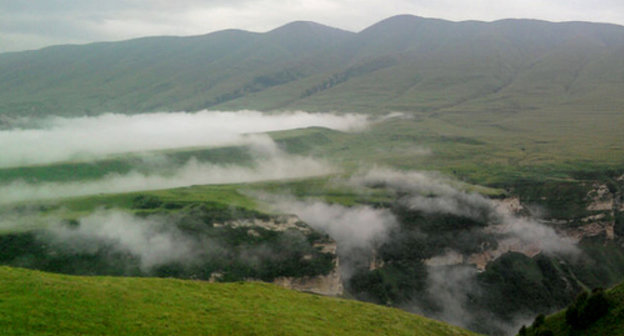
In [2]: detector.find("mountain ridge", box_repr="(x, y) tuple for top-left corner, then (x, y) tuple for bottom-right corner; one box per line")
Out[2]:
(2, 14), (624, 118)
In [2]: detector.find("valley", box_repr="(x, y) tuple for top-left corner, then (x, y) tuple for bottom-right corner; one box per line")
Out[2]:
(1, 13), (623, 336)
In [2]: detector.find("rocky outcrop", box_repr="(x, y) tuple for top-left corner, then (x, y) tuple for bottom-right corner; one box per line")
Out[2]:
(215, 215), (311, 233)
(215, 214), (343, 295)
(424, 184), (623, 270)
(425, 250), (464, 267)
(273, 269), (343, 296)
(274, 241), (343, 296)
(586, 183), (614, 211)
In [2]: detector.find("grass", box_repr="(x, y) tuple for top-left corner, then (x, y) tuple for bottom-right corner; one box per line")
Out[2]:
(6, 183), (264, 222)
(0, 169), (505, 224)
(0, 266), (479, 336)
(270, 118), (623, 186)
(0, 115), (621, 190)
(0, 145), (253, 184)
(1, 17), (623, 189)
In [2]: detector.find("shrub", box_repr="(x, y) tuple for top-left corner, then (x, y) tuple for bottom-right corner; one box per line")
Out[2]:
(132, 195), (163, 209)
(537, 330), (554, 336)
(565, 288), (609, 329)
(532, 314), (545, 328)
(614, 212), (624, 237)
(518, 325), (527, 335)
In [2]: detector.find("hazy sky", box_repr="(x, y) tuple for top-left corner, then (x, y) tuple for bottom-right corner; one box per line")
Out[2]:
(1, 0), (623, 53)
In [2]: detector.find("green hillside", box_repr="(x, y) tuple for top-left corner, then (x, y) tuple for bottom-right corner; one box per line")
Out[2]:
(1, 119), (621, 189)
(1, 15), (624, 119)
(0, 266), (478, 336)
(2, 15), (623, 184)
(2, 14), (624, 336)
(519, 282), (624, 336)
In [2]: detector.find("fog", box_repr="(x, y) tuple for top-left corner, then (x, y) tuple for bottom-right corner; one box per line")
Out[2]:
(0, 110), (369, 167)
(274, 199), (397, 253)
(0, 106), (586, 336)
(348, 168), (580, 335)
(0, 136), (335, 204)
(45, 211), (201, 270)
(352, 168), (578, 255)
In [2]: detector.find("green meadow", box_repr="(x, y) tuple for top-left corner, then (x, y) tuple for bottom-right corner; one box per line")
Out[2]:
(0, 266), (479, 336)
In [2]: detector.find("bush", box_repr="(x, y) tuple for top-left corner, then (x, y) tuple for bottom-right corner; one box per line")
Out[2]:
(583, 289), (609, 324)
(614, 212), (624, 237)
(532, 314), (545, 328)
(518, 325), (527, 335)
(132, 195), (163, 209)
(537, 330), (553, 336)
(565, 288), (609, 329)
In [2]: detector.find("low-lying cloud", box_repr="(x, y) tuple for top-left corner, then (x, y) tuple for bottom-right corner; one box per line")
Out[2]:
(352, 168), (578, 256)
(348, 168), (580, 335)
(0, 110), (369, 167)
(46, 211), (200, 270)
(268, 197), (398, 279)
(0, 137), (335, 204)
(274, 200), (397, 253)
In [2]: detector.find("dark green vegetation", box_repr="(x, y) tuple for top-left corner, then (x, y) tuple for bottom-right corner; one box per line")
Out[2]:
(0, 193), (335, 282)
(1, 160), (622, 335)
(4, 173), (622, 335)
(0, 266), (480, 336)
(345, 204), (624, 335)
(564, 288), (609, 330)
(519, 282), (624, 336)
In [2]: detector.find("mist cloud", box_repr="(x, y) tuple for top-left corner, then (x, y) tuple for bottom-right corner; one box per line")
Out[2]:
(274, 200), (397, 253)
(0, 138), (335, 204)
(349, 167), (580, 335)
(352, 168), (578, 256)
(46, 210), (200, 270)
(0, 110), (369, 168)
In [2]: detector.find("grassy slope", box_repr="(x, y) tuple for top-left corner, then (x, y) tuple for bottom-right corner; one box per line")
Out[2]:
(1, 117), (622, 188)
(0, 177), (395, 234)
(270, 120), (624, 185)
(2, 16), (624, 119)
(0, 266), (478, 336)
(1, 18), (623, 186)
(0, 145), (254, 184)
(521, 282), (624, 336)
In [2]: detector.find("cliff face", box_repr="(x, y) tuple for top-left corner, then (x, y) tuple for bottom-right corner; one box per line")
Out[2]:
(551, 180), (623, 242)
(422, 179), (624, 270)
(219, 215), (343, 296)
(274, 268), (343, 296)
(226, 177), (623, 298)
(274, 242), (343, 296)
(0, 209), (339, 286)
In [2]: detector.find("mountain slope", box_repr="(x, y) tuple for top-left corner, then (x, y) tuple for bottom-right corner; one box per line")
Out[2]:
(1, 15), (624, 118)
(0, 266), (478, 336)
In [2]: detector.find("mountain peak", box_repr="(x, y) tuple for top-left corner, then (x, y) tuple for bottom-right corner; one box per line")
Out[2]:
(263, 20), (355, 53)
(268, 20), (354, 37)
(358, 14), (445, 36)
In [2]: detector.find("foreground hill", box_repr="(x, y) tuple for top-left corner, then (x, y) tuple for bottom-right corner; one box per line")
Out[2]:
(1, 15), (624, 118)
(0, 266), (477, 336)
(520, 281), (624, 336)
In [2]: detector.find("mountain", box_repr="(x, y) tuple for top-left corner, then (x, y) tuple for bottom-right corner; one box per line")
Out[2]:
(1, 15), (624, 118)
(0, 266), (479, 336)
